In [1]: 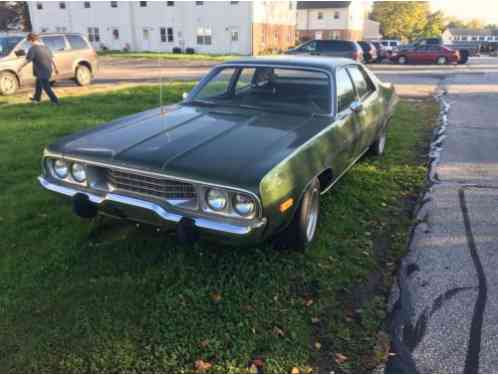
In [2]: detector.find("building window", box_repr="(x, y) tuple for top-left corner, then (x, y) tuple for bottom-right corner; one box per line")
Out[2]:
(317, 12), (323, 20)
(88, 27), (100, 42)
(160, 27), (174, 42)
(231, 30), (239, 42)
(41, 27), (48, 32)
(196, 1), (204, 5)
(274, 31), (279, 41)
(334, 11), (340, 19)
(84, 2), (90, 8)
(55, 26), (67, 32)
(143, 28), (150, 40)
(36, 2), (43, 10)
(287, 31), (292, 42)
(112, 28), (120, 40)
(139, 1), (147, 7)
(110, 1), (118, 7)
(230, 1), (239, 3)
(289, 1), (293, 10)
(167, 1), (174, 5)
(197, 27), (212, 45)
(462, 36), (468, 41)
(59, 2), (66, 9)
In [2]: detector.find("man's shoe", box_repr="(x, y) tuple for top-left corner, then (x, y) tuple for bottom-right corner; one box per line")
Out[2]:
(29, 97), (40, 103)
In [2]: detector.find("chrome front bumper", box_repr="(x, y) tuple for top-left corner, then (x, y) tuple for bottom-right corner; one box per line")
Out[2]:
(38, 176), (268, 244)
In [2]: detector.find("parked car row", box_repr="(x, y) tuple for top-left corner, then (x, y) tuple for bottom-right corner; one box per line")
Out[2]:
(287, 38), (468, 65)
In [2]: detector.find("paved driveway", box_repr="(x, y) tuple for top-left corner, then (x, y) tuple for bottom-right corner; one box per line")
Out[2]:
(386, 57), (498, 373)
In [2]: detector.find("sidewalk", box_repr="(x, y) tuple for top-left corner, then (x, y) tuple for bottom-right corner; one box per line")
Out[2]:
(387, 72), (498, 373)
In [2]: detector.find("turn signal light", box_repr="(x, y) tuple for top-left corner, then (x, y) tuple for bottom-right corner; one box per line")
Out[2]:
(279, 198), (294, 213)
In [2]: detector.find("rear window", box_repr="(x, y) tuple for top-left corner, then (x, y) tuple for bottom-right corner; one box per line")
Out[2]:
(66, 35), (89, 50)
(320, 40), (354, 52)
(41, 36), (66, 52)
(336, 68), (355, 113)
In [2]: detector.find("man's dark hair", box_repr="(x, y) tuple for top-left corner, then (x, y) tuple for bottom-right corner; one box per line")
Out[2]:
(27, 33), (40, 42)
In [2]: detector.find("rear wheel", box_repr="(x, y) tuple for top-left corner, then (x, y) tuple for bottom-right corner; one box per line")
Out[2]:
(458, 50), (469, 64)
(397, 55), (407, 65)
(0, 71), (19, 96)
(436, 56), (448, 65)
(274, 178), (320, 252)
(75, 65), (92, 86)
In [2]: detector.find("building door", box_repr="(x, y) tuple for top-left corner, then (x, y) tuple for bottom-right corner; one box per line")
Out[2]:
(228, 26), (240, 54)
(141, 27), (151, 51)
(110, 27), (121, 50)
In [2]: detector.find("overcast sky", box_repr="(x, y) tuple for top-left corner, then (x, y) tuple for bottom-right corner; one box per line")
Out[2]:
(430, 0), (498, 24)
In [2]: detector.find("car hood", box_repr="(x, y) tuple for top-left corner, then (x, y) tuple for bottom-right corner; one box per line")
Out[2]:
(49, 105), (329, 192)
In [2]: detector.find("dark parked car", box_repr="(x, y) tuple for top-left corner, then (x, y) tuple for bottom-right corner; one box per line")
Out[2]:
(287, 40), (364, 62)
(0, 32), (97, 95)
(39, 56), (398, 250)
(391, 45), (460, 65)
(358, 41), (378, 63)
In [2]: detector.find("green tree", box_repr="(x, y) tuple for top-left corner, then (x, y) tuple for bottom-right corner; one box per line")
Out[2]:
(423, 11), (445, 38)
(371, 1), (435, 41)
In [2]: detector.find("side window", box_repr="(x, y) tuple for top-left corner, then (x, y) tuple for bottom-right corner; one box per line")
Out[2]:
(41, 36), (66, 52)
(235, 68), (255, 92)
(348, 66), (375, 99)
(336, 68), (355, 113)
(196, 68), (236, 100)
(302, 41), (317, 52)
(66, 35), (89, 50)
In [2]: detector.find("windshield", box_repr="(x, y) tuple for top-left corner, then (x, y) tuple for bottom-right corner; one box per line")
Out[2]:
(0, 37), (22, 57)
(188, 66), (331, 115)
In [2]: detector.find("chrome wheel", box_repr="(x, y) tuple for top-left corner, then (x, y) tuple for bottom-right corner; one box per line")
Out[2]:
(76, 66), (91, 86)
(437, 56), (447, 65)
(0, 72), (18, 95)
(305, 185), (320, 242)
(398, 56), (407, 65)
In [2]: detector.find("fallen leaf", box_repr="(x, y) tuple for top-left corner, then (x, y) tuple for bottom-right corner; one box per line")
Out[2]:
(291, 367), (300, 374)
(194, 359), (212, 371)
(335, 353), (348, 364)
(210, 291), (222, 303)
(273, 326), (285, 337)
(199, 339), (209, 348)
(311, 317), (321, 324)
(304, 298), (314, 307)
(314, 342), (322, 350)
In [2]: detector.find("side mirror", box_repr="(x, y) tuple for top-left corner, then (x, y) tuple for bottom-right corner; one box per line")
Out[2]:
(350, 101), (363, 113)
(182, 92), (189, 100)
(15, 49), (26, 57)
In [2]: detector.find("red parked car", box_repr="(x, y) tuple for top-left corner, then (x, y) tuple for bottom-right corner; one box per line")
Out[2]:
(391, 45), (460, 65)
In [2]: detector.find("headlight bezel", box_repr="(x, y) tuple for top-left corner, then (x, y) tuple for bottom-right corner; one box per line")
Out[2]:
(233, 193), (256, 217)
(205, 188), (229, 212)
(202, 187), (259, 219)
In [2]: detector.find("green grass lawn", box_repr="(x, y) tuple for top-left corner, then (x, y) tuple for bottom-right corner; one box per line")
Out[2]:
(0, 86), (438, 373)
(98, 50), (238, 62)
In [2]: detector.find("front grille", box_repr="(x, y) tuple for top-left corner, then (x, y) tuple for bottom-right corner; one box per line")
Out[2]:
(107, 169), (196, 200)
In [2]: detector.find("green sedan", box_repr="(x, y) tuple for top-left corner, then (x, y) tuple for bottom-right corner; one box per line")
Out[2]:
(39, 56), (398, 250)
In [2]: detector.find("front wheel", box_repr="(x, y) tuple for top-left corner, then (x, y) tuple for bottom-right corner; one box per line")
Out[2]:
(0, 71), (19, 96)
(436, 56), (448, 65)
(75, 65), (92, 86)
(397, 55), (407, 65)
(274, 178), (321, 252)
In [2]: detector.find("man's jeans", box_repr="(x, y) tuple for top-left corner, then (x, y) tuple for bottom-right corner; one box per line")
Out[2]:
(33, 78), (59, 104)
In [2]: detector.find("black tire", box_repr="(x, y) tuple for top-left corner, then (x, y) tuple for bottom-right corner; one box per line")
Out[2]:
(370, 129), (387, 156)
(0, 71), (19, 96)
(436, 56), (448, 65)
(397, 55), (407, 65)
(75, 65), (92, 86)
(458, 50), (469, 64)
(274, 178), (320, 252)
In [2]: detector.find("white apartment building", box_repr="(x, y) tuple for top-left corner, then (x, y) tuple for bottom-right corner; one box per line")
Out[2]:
(296, 0), (369, 42)
(28, 1), (298, 55)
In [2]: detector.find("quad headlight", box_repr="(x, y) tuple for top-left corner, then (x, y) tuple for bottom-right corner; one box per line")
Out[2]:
(233, 194), (256, 217)
(206, 189), (228, 211)
(53, 159), (69, 178)
(71, 163), (87, 183)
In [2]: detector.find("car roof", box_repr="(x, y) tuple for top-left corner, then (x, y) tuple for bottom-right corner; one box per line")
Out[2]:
(221, 55), (357, 73)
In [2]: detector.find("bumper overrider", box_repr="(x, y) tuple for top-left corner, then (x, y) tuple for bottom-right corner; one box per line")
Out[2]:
(38, 157), (268, 245)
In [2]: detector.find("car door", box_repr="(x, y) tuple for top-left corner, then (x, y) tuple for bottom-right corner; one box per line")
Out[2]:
(41, 35), (73, 78)
(14, 39), (36, 85)
(331, 68), (363, 172)
(347, 65), (382, 153)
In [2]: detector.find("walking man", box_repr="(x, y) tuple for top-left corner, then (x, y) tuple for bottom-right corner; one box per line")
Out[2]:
(18, 33), (60, 105)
